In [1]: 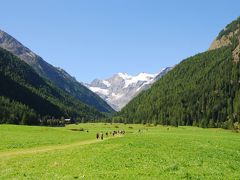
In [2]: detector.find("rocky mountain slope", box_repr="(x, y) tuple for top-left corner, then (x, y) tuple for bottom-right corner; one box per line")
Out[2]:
(0, 30), (114, 113)
(117, 17), (240, 129)
(209, 17), (240, 62)
(86, 68), (172, 111)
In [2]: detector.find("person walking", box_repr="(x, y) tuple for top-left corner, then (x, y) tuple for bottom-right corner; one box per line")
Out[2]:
(100, 132), (103, 140)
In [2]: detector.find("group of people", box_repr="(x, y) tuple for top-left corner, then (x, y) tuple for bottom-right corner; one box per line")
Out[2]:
(96, 132), (104, 140)
(96, 130), (125, 140)
(112, 130), (125, 136)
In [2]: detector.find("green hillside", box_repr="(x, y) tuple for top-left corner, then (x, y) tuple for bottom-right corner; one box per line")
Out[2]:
(0, 47), (104, 125)
(0, 29), (115, 113)
(118, 18), (240, 129)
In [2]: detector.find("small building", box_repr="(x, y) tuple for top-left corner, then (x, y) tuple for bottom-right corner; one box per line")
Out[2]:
(64, 118), (71, 124)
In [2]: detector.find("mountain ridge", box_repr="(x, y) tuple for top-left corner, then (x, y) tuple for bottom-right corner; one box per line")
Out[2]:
(0, 29), (114, 113)
(86, 67), (172, 111)
(0, 47), (104, 125)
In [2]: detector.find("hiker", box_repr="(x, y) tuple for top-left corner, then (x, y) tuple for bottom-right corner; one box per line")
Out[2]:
(100, 132), (103, 140)
(96, 133), (99, 139)
(106, 132), (108, 138)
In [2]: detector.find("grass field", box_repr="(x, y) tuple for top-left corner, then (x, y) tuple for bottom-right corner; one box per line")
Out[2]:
(0, 124), (240, 179)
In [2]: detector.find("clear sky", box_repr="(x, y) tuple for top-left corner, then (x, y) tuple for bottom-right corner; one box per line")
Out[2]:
(0, 0), (239, 82)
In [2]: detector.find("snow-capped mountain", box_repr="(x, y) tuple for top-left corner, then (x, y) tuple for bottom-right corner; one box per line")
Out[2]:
(85, 67), (172, 111)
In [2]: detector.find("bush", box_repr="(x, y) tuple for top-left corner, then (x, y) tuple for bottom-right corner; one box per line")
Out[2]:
(233, 122), (240, 132)
(153, 121), (158, 126)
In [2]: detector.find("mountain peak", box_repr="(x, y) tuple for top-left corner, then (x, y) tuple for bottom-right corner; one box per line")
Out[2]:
(209, 17), (240, 51)
(117, 72), (132, 79)
(86, 68), (172, 111)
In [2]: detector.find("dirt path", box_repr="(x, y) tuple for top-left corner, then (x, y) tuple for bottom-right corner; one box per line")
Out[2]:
(0, 136), (122, 159)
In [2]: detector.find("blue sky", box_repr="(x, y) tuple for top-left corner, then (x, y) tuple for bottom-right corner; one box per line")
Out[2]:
(0, 0), (239, 82)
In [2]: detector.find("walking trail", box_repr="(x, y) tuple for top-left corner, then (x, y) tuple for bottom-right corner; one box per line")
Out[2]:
(0, 136), (122, 159)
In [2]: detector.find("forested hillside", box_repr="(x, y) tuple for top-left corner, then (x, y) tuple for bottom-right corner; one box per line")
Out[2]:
(0, 29), (114, 113)
(0, 47), (104, 125)
(118, 17), (240, 129)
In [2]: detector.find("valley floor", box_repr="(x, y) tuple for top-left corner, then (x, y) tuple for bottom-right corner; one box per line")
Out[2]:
(0, 124), (240, 179)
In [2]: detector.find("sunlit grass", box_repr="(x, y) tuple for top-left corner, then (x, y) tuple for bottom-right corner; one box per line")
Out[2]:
(0, 124), (240, 179)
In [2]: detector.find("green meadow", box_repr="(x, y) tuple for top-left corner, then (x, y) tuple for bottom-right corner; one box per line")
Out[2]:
(0, 124), (240, 179)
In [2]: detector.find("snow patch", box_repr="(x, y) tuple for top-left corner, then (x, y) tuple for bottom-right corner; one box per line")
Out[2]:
(121, 72), (158, 88)
(89, 87), (109, 96)
(102, 80), (111, 87)
(117, 72), (132, 80)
